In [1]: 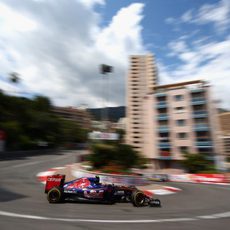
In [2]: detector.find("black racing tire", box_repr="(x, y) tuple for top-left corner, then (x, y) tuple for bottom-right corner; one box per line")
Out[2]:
(131, 190), (146, 207)
(47, 187), (63, 203)
(149, 199), (161, 207)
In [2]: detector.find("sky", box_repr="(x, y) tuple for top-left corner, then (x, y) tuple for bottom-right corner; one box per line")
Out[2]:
(0, 0), (230, 109)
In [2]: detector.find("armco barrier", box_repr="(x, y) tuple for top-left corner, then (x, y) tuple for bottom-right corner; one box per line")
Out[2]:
(71, 169), (149, 186)
(190, 174), (227, 183)
(169, 174), (192, 183)
(169, 173), (229, 184)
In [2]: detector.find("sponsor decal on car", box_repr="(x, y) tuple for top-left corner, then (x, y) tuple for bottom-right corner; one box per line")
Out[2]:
(47, 177), (62, 182)
(84, 189), (104, 198)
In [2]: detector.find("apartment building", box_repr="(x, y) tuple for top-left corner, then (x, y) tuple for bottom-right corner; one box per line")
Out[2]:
(218, 112), (230, 158)
(143, 80), (223, 169)
(52, 106), (92, 130)
(219, 112), (230, 135)
(126, 54), (158, 152)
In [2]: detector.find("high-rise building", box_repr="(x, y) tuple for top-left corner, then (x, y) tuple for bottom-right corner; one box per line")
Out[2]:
(52, 106), (92, 130)
(219, 112), (230, 135)
(126, 54), (158, 153)
(126, 53), (223, 169)
(143, 80), (223, 169)
(218, 112), (230, 159)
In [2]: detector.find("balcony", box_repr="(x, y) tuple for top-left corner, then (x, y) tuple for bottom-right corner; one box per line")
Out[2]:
(156, 92), (166, 97)
(191, 97), (206, 105)
(191, 88), (205, 93)
(159, 151), (172, 160)
(157, 114), (168, 120)
(193, 111), (208, 118)
(196, 141), (213, 148)
(158, 126), (169, 133)
(194, 124), (209, 131)
(158, 142), (171, 149)
(156, 101), (167, 109)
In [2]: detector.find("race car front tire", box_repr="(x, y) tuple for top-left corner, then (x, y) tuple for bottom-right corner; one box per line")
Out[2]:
(47, 187), (63, 203)
(149, 199), (161, 207)
(131, 191), (146, 207)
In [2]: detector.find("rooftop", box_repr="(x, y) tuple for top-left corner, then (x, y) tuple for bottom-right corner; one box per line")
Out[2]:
(153, 80), (208, 90)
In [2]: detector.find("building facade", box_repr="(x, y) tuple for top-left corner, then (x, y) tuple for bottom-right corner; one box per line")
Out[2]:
(144, 80), (223, 169)
(219, 112), (230, 135)
(52, 106), (92, 130)
(126, 55), (223, 169)
(218, 112), (230, 158)
(126, 54), (158, 153)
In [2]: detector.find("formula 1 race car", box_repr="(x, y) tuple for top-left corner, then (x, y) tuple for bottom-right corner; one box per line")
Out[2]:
(45, 174), (161, 207)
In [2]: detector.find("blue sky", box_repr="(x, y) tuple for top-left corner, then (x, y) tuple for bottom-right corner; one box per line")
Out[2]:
(101, 0), (230, 79)
(0, 0), (229, 108)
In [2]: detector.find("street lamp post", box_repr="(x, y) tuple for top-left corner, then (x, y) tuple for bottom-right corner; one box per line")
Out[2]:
(100, 64), (113, 130)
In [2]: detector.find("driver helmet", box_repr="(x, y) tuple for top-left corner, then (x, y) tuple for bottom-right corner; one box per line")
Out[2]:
(95, 175), (100, 184)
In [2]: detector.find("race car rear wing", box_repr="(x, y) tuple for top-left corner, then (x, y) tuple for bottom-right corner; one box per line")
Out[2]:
(45, 174), (65, 193)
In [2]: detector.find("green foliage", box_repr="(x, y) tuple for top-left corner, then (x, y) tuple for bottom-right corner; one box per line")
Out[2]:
(182, 152), (215, 173)
(136, 157), (148, 169)
(33, 96), (52, 111)
(0, 91), (88, 150)
(89, 143), (144, 170)
(115, 144), (139, 168)
(89, 143), (116, 168)
(116, 129), (125, 143)
(60, 119), (88, 144)
(227, 156), (230, 162)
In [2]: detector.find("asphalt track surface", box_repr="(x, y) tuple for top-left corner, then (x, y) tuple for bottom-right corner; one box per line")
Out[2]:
(0, 151), (230, 230)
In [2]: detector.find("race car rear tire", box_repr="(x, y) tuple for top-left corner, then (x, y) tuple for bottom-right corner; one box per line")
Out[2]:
(47, 187), (63, 203)
(131, 191), (146, 207)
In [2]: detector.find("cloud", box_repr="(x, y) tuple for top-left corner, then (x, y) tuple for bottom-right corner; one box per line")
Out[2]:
(161, 0), (230, 109)
(168, 40), (188, 54)
(78, 0), (105, 9)
(165, 0), (230, 33)
(195, 0), (230, 32)
(165, 17), (176, 24)
(160, 36), (230, 108)
(0, 0), (145, 108)
(181, 10), (193, 23)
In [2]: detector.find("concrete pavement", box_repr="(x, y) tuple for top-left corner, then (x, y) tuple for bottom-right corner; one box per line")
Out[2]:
(0, 150), (230, 230)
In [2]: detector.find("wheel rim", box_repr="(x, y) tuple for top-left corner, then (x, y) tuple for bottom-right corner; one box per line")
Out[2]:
(135, 193), (145, 205)
(49, 190), (60, 202)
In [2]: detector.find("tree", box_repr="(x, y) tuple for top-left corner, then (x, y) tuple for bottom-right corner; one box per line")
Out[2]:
(90, 143), (117, 169)
(88, 143), (144, 171)
(116, 129), (125, 143)
(0, 91), (89, 151)
(33, 96), (52, 111)
(59, 119), (88, 145)
(182, 153), (215, 173)
(114, 144), (139, 169)
(0, 92), (62, 150)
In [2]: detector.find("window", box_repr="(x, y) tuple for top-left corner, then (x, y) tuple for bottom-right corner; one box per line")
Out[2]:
(134, 141), (140, 144)
(175, 106), (185, 112)
(175, 95), (183, 101)
(176, 119), (186, 126)
(180, 146), (188, 153)
(178, 133), (187, 139)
